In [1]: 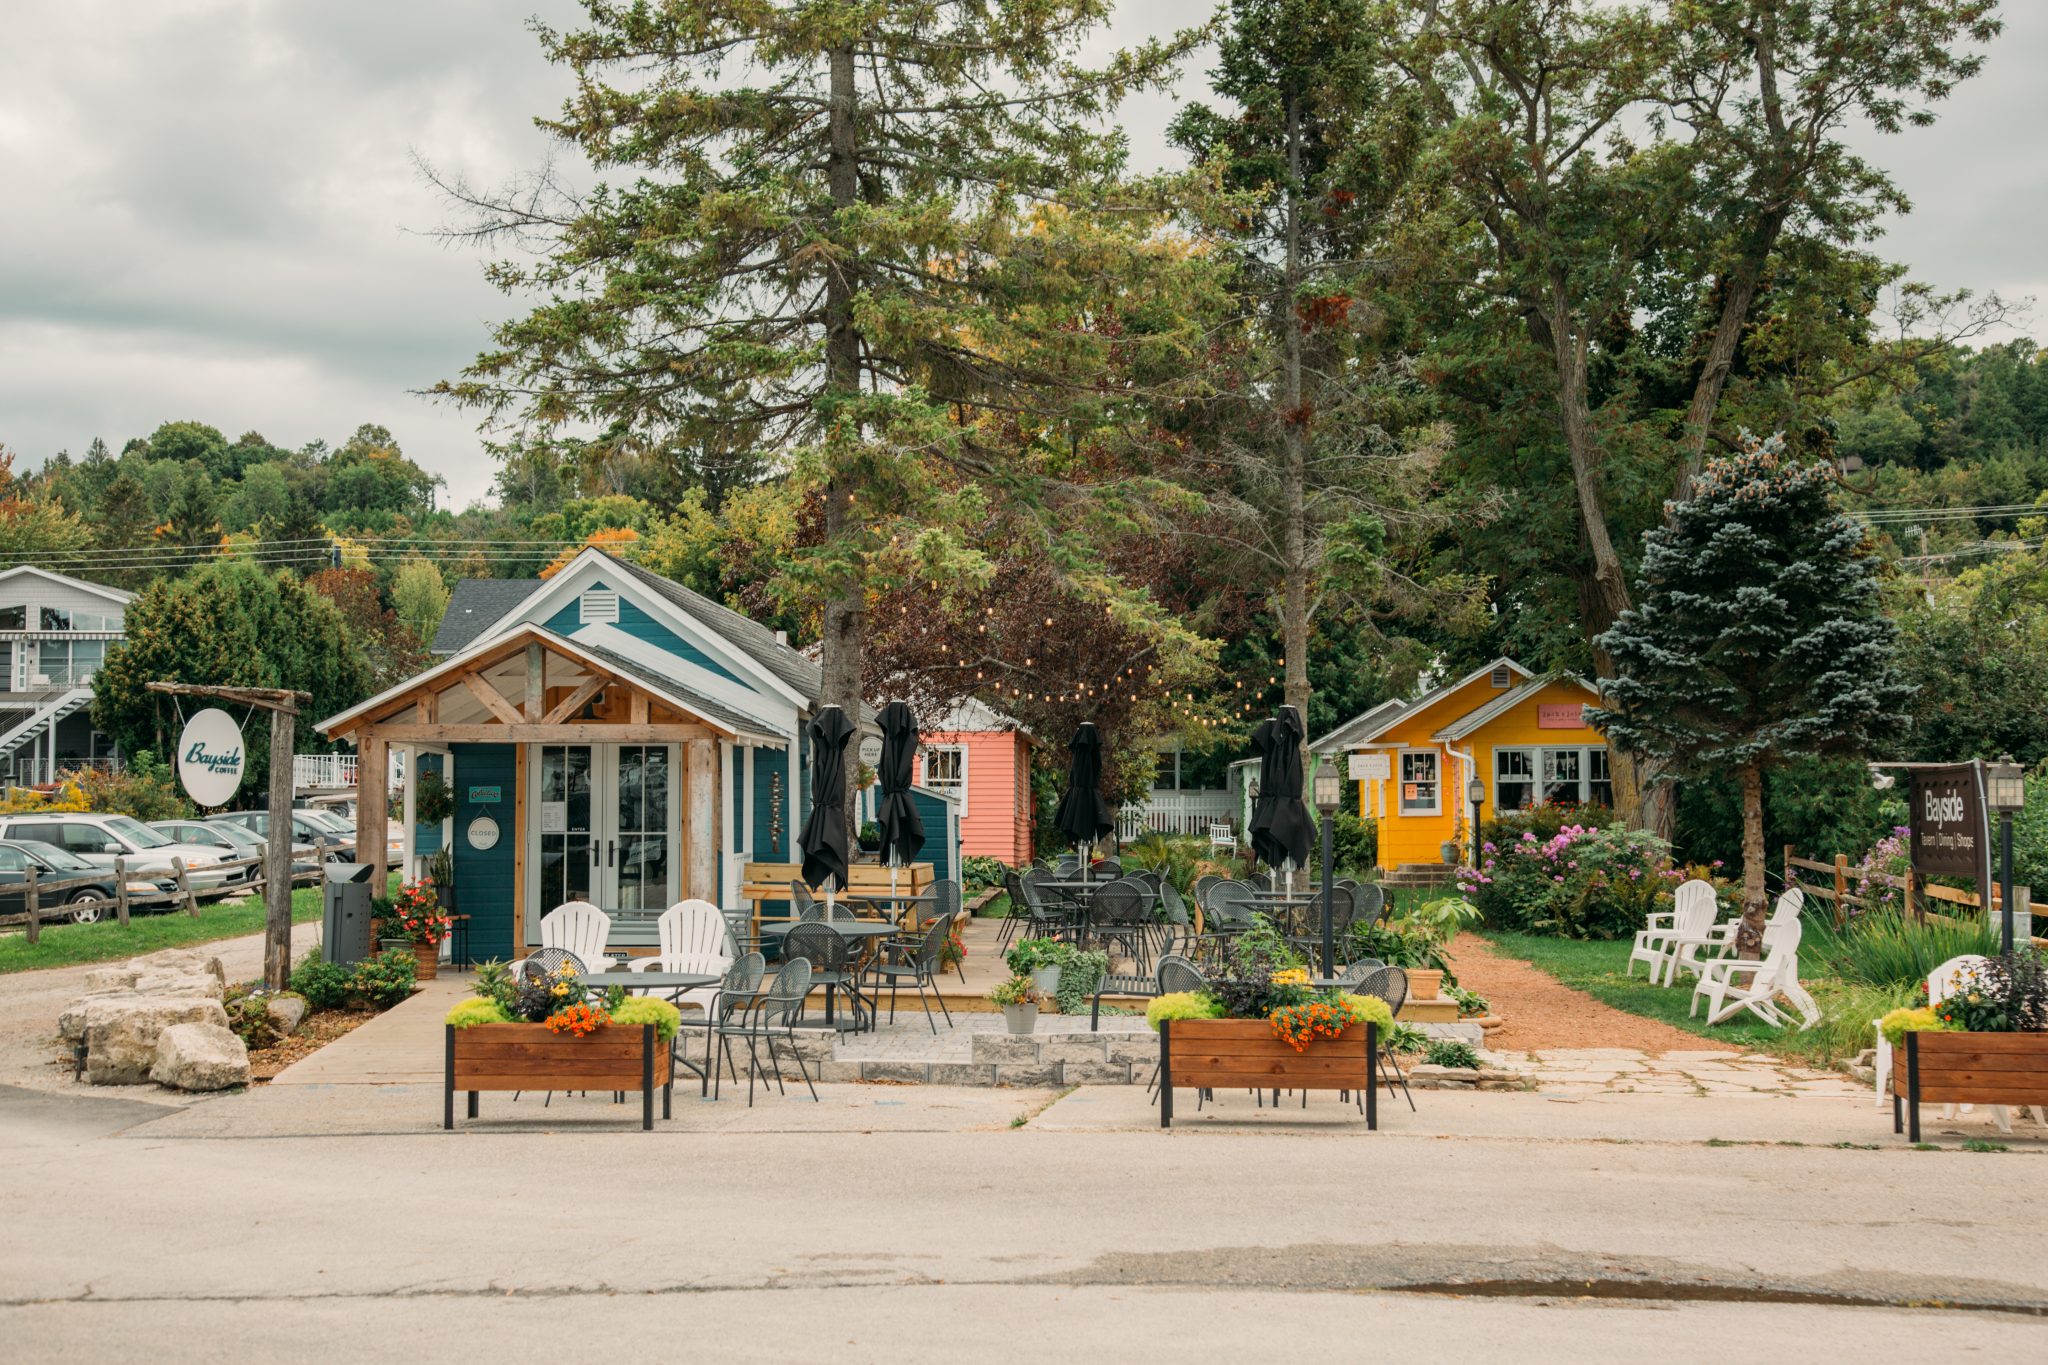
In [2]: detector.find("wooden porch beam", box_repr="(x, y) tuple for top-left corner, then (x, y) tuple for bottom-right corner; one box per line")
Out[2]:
(360, 723), (718, 744)
(541, 674), (610, 726)
(461, 672), (522, 726)
(524, 644), (544, 722)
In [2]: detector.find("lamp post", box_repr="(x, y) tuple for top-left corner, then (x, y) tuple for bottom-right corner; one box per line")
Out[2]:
(1466, 775), (1487, 873)
(1987, 754), (2026, 955)
(1314, 769), (1343, 978)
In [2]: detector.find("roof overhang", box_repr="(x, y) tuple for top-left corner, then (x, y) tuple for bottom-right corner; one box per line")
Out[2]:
(1430, 673), (1603, 743)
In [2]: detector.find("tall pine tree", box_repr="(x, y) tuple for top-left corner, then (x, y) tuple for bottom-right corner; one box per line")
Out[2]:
(435, 0), (1214, 820)
(1591, 434), (1913, 953)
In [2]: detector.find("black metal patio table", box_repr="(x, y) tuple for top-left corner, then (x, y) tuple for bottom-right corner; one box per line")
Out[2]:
(757, 920), (896, 1029)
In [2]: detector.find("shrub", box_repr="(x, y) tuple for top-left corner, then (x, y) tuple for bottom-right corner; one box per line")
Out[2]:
(1330, 809), (1377, 877)
(446, 997), (511, 1028)
(1384, 1021), (1430, 1054)
(350, 950), (418, 1010)
(289, 957), (355, 1011)
(1146, 991), (1224, 1030)
(609, 997), (683, 1041)
(1447, 985), (1489, 1017)
(1227, 914), (1305, 975)
(222, 986), (289, 1050)
(960, 856), (1007, 892)
(1122, 831), (1207, 894)
(1469, 821), (1673, 938)
(73, 751), (193, 822)
(1424, 1039), (1481, 1069)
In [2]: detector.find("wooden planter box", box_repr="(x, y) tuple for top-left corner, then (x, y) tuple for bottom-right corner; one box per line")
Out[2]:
(444, 1024), (672, 1131)
(1158, 1018), (1381, 1129)
(1892, 1030), (2048, 1142)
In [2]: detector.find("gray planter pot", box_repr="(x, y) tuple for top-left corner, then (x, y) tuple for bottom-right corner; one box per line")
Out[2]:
(1439, 841), (1462, 865)
(1030, 966), (1062, 996)
(1001, 1002), (1039, 1035)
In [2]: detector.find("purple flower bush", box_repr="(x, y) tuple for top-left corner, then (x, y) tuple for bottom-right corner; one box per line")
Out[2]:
(1460, 815), (1675, 939)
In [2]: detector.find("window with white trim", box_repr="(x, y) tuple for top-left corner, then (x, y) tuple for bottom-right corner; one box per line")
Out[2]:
(924, 744), (967, 816)
(1399, 750), (1440, 815)
(1491, 745), (1612, 808)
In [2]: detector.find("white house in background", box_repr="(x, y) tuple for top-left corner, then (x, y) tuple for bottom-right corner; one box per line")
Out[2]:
(0, 567), (129, 787)
(1120, 739), (1239, 841)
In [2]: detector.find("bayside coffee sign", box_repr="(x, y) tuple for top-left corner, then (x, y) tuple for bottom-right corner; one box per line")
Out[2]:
(176, 707), (247, 808)
(1908, 762), (1987, 882)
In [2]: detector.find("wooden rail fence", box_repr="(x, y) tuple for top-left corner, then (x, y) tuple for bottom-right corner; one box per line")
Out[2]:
(1783, 844), (2031, 931)
(1, 853), (271, 945)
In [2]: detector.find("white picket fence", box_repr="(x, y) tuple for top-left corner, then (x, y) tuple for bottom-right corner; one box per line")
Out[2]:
(293, 753), (358, 791)
(1118, 789), (1236, 841)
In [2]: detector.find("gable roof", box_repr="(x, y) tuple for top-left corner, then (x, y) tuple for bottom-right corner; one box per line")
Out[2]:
(606, 556), (826, 704)
(432, 579), (538, 653)
(1430, 674), (1602, 742)
(923, 695), (1030, 737)
(0, 565), (135, 606)
(1315, 658), (1535, 750)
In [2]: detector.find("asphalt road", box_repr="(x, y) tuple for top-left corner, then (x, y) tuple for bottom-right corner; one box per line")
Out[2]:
(5, 1078), (2044, 1361)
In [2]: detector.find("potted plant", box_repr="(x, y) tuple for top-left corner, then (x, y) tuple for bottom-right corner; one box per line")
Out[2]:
(1005, 937), (1069, 996)
(444, 960), (682, 1129)
(1888, 952), (2048, 1142)
(387, 877), (454, 981)
(991, 973), (1038, 1034)
(415, 770), (456, 827)
(857, 820), (882, 854)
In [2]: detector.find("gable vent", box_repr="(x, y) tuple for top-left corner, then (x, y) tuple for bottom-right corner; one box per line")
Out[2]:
(1490, 665), (1513, 689)
(578, 590), (620, 625)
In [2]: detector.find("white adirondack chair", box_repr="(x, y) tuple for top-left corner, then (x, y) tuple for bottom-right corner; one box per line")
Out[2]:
(1627, 879), (1718, 984)
(536, 901), (614, 977)
(1691, 915), (1820, 1028)
(1671, 885), (1805, 986)
(1208, 822), (1237, 855)
(629, 899), (737, 1018)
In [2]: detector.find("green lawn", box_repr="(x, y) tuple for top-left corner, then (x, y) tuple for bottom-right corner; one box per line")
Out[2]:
(0, 882), (333, 976)
(1479, 930), (1907, 1066)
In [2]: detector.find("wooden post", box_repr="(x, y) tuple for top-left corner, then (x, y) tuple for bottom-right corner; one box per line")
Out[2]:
(266, 705), (296, 988)
(174, 857), (199, 917)
(24, 866), (39, 947)
(359, 730), (389, 898)
(114, 855), (131, 928)
(1833, 854), (1850, 928)
(687, 737), (717, 901)
(1905, 866), (1919, 923)
(1782, 844), (1793, 893)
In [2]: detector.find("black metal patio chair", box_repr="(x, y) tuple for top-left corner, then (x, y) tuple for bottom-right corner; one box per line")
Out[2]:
(713, 957), (818, 1105)
(867, 910), (957, 1034)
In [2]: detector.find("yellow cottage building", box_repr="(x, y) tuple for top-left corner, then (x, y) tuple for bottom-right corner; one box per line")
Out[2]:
(1313, 658), (1610, 876)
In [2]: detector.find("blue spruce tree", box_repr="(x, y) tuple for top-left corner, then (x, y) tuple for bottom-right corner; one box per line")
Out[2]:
(1591, 433), (1913, 955)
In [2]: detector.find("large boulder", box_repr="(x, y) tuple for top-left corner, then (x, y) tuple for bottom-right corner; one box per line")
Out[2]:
(265, 994), (308, 1036)
(149, 1023), (250, 1091)
(57, 990), (128, 1044)
(83, 996), (231, 1085)
(86, 950), (228, 999)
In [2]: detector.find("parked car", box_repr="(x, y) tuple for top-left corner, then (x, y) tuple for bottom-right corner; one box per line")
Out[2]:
(0, 814), (248, 899)
(149, 819), (321, 884)
(211, 810), (355, 861)
(297, 806), (402, 863)
(0, 839), (181, 924)
(299, 795), (357, 820)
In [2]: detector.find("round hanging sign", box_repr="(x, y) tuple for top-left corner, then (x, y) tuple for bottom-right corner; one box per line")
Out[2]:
(466, 815), (501, 851)
(857, 735), (884, 767)
(175, 708), (246, 807)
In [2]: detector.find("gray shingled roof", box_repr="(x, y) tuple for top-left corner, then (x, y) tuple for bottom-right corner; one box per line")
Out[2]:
(431, 579), (539, 654)
(608, 556), (827, 704)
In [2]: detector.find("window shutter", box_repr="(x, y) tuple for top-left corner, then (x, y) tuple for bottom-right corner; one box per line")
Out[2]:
(579, 590), (620, 625)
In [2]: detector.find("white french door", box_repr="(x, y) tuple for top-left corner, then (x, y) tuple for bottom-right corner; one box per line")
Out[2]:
(527, 743), (679, 938)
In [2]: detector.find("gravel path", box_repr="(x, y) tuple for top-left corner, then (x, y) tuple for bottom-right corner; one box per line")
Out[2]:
(1449, 931), (1735, 1054)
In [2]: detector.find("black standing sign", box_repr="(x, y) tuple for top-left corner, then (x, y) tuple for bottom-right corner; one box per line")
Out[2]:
(1908, 763), (1988, 883)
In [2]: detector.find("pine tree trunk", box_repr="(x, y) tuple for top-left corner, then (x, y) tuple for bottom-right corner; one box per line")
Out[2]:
(819, 43), (864, 824)
(1279, 95), (1311, 771)
(1736, 760), (1768, 960)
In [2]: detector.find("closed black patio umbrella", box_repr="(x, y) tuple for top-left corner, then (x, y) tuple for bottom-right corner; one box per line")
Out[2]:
(798, 705), (855, 895)
(874, 700), (925, 874)
(1248, 705), (1313, 875)
(1053, 722), (1115, 877)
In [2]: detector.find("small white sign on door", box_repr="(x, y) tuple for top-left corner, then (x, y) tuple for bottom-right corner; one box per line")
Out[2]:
(1348, 753), (1390, 781)
(541, 801), (568, 834)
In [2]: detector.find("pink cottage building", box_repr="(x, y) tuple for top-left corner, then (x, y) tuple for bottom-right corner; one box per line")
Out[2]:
(919, 698), (1034, 866)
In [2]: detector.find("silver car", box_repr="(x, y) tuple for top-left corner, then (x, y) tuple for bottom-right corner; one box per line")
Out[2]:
(151, 819), (322, 884)
(0, 814), (248, 898)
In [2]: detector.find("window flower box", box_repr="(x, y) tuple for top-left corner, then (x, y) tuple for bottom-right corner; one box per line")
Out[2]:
(1157, 1017), (1381, 1129)
(1892, 1030), (2048, 1143)
(444, 1023), (672, 1131)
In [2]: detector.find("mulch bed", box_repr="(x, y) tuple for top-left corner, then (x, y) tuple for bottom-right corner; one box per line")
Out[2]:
(248, 1010), (378, 1082)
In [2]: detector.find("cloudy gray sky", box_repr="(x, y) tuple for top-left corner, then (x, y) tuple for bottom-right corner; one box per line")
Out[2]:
(2, 1), (2040, 509)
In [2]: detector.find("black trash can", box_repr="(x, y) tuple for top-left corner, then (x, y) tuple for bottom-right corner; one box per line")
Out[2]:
(322, 863), (377, 966)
